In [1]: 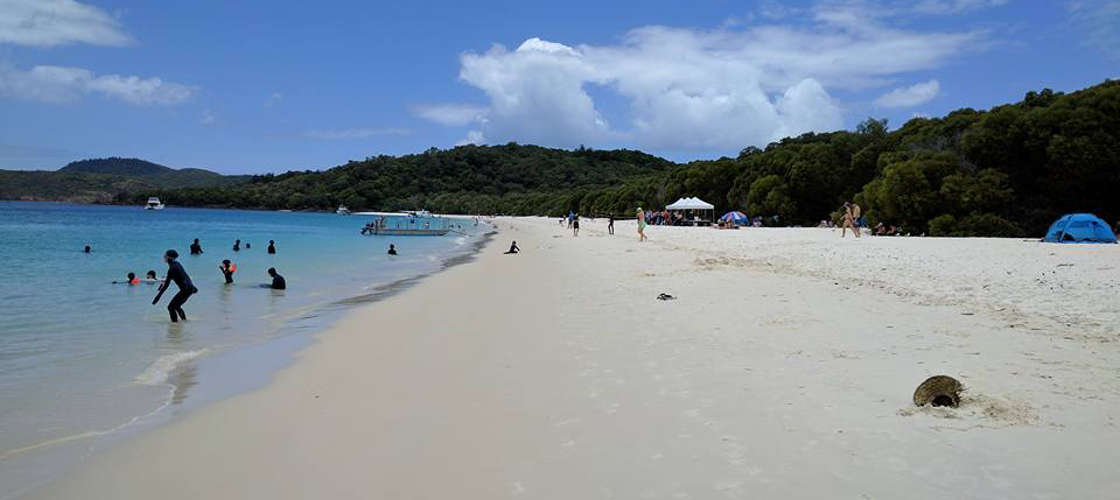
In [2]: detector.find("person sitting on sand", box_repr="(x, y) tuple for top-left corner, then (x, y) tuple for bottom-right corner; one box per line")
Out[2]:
(266, 267), (286, 290)
(505, 241), (520, 254)
(388, 244), (397, 255)
(219, 259), (236, 284)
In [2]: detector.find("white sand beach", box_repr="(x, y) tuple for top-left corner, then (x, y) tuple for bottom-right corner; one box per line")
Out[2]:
(30, 218), (1120, 499)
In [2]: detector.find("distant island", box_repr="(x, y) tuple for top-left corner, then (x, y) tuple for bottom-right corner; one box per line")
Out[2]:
(0, 158), (248, 204)
(2, 80), (1116, 237)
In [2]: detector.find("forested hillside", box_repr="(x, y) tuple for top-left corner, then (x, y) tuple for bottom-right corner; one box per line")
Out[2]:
(0, 158), (248, 203)
(31, 80), (1120, 237)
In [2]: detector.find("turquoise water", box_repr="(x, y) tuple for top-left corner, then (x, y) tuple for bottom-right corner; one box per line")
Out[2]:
(0, 202), (488, 496)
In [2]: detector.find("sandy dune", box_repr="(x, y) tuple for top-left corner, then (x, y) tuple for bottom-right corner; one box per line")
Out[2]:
(30, 218), (1120, 499)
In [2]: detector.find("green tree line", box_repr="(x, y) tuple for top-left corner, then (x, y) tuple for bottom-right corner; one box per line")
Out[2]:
(137, 80), (1119, 237)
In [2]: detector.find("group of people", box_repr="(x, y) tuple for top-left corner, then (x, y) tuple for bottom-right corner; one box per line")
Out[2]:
(109, 238), (286, 323)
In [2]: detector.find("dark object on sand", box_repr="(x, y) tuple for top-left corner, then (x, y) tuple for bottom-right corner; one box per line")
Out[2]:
(913, 375), (963, 408)
(657, 293), (676, 301)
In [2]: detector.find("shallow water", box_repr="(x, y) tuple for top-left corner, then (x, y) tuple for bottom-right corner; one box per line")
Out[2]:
(0, 202), (488, 496)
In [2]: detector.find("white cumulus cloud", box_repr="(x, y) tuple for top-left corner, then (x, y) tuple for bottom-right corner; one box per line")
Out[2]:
(0, 0), (132, 47)
(874, 79), (941, 108)
(0, 64), (194, 104)
(424, 12), (978, 152)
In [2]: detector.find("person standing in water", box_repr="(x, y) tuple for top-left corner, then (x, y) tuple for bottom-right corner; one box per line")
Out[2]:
(153, 250), (197, 323)
(190, 238), (203, 255)
(267, 240), (276, 254)
(233, 239), (241, 252)
(636, 207), (648, 242)
(219, 259), (236, 284)
(266, 268), (286, 290)
(387, 244), (397, 255)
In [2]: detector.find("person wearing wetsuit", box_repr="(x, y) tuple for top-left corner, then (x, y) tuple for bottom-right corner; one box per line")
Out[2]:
(153, 249), (197, 322)
(387, 244), (397, 255)
(267, 267), (286, 290)
(504, 241), (519, 254)
(267, 240), (276, 254)
(219, 259), (235, 284)
(233, 239), (241, 252)
(190, 238), (203, 255)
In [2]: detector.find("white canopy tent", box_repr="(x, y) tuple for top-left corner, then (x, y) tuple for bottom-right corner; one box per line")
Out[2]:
(665, 197), (714, 210)
(665, 197), (715, 225)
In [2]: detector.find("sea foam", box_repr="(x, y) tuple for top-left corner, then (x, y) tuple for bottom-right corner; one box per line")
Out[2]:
(134, 349), (208, 386)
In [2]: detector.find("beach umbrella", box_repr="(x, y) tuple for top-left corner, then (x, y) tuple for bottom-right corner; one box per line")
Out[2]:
(719, 211), (749, 225)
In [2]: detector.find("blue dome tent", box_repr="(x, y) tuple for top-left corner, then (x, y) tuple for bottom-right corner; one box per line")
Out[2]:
(719, 211), (749, 226)
(1043, 213), (1117, 243)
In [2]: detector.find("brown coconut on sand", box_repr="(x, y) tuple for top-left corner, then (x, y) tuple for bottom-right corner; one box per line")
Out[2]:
(913, 375), (963, 407)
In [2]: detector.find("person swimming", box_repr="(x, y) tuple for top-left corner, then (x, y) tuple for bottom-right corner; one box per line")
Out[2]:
(114, 272), (141, 285)
(152, 249), (197, 323)
(387, 244), (397, 255)
(266, 267), (286, 290)
(233, 239), (241, 252)
(267, 240), (276, 254)
(190, 238), (203, 255)
(504, 241), (520, 254)
(219, 259), (236, 284)
(83, 245), (91, 253)
(145, 270), (161, 283)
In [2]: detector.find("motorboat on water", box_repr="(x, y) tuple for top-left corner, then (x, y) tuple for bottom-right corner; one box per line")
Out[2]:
(144, 197), (165, 210)
(355, 210), (451, 236)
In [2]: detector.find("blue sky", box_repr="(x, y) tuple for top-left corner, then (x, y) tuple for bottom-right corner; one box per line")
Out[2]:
(0, 0), (1116, 174)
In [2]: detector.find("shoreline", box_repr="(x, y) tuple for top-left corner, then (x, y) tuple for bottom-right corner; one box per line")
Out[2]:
(26, 218), (1120, 499)
(1, 221), (496, 500)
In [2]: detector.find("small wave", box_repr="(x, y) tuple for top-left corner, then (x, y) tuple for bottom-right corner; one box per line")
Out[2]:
(134, 349), (208, 386)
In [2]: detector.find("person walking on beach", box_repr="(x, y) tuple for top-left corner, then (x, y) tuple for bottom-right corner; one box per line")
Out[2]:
(190, 238), (203, 255)
(608, 215), (615, 235)
(841, 202), (861, 238)
(219, 259), (236, 284)
(573, 214), (580, 237)
(267, 240), (276, 254)
(153, 249), (197, 323)
(233, 239), (241, 252)
(637, 207), (648, 242)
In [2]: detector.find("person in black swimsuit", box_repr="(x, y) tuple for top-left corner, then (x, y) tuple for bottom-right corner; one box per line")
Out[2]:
(504, 241), (520, 254)
(387, 244), (397, 255)
(267, 240), (276, 254)
(266, 267), (286, 290)
(190, 238), (203, 255)
(153, 249), (197, 322)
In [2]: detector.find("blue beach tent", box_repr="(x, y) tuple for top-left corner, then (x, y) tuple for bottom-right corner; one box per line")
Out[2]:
(720, 211), (749, 226)
(1043, 213), (1117, 243)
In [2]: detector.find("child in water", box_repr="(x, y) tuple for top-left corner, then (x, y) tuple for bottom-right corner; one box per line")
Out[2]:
(144, 270), (161, 283)
(219, 259), (236, 284)
(114, 272), (141, 285)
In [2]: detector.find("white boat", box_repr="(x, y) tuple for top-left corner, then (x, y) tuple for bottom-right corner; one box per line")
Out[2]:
(144, 197), (165, 210)
(336, 205), (351, 215)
